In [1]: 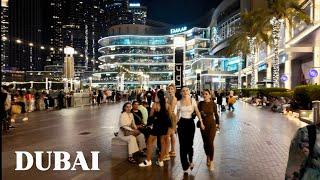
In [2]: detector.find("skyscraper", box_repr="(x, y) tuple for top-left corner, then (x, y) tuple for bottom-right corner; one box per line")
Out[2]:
(106, 0), (132, 27)
(46, 0), (106, 72)
(8, 0), (46, 71)
(1, 0), (9, 70)
(48, 0), (64, 66)
(105, 0), (147, 27)
(128, 3), (147, 25)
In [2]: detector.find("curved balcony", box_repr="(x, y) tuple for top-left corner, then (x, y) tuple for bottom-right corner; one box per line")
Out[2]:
(98, 56), (174, 64)
(98, 35), (173, 47)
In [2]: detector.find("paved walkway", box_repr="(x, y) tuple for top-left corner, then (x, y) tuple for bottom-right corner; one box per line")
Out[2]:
(2, 101), (307, 180)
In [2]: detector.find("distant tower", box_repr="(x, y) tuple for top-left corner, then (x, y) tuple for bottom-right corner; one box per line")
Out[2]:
(1, 0), (9, 71)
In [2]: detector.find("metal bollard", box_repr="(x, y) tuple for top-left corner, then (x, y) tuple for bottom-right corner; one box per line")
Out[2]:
(312, 101), (320, 125)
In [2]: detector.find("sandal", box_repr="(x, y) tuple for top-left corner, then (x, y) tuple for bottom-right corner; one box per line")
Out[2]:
(169, 151), (176, 157)
(128, 157), (137, 164)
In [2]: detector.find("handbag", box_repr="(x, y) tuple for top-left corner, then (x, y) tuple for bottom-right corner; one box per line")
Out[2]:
(191, 111), (196, 119)
(120, 127), (140, 136)
(196, 120), (201, 128)
(11, 105), (21, 114)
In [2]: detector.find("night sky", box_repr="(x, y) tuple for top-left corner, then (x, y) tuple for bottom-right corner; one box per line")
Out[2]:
(139, 0), (223, 25)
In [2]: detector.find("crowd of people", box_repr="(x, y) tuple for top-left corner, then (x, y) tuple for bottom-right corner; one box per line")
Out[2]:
(243, 94), (299, 114)
(2, 83), (318, 178)
(115, 85), (221, 173)
(0, 85), (77, 133)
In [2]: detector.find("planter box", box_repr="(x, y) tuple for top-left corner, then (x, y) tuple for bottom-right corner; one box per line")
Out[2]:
(299, 110), (313, 124)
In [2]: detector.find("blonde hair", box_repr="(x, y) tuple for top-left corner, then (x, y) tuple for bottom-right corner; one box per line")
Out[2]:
(167, 84), (176, 103)
(168, 84), (176, 90)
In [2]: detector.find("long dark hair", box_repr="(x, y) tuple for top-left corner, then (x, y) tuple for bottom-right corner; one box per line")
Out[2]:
(157, 90), (168, 115)
(203, 89), (213, 101)
(121, 102), (131, 113)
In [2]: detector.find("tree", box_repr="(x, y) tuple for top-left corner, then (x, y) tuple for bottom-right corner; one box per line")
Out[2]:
(226, 9), (271, 88)
(266, 0), (310, 87)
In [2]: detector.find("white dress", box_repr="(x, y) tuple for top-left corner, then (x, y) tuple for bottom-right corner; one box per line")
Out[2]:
(118, 112), (146, 155)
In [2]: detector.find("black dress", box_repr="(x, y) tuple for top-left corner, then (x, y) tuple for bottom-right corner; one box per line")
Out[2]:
(150, 110), (171, 136)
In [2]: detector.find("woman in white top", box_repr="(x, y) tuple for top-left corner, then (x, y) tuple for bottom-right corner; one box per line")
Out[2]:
(118, 102), (146, 163)
(176, 87), (205, 173)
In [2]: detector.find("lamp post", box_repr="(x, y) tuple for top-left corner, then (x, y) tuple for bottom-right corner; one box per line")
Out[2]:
(88, 77), (92, 91)
(64, 46), (75, 92)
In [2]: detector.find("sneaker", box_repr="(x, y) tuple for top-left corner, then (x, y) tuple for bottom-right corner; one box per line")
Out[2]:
(183, 168), (191, 174)
(156, 160), (164, 167)
(190, 163), (194, 170)
(22, 117), (28, 121)
(139, 160), (152, 167)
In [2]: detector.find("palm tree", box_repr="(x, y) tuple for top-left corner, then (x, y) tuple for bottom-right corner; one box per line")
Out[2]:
(226, 9), (271, 88)
(266, 0), (310, 87)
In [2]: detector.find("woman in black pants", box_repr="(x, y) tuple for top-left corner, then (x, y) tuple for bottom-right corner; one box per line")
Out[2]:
(176, 87), (205, 174)
(198, 89), (219, 171)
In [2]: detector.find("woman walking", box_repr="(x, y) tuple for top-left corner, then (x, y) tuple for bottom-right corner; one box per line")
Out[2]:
(176, 87), (205, 173)
(164, 84), (178, 160)
(118, 102), (146, 164)
(216, 90), (223, 112)
(139, 90), (171, 167)
(198, 89), (220, 170)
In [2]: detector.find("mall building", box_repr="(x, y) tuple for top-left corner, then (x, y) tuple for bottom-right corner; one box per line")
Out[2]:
(94, 0), (320, 90)
(94, 22), (211, 89)
(209, 0), (320, 89)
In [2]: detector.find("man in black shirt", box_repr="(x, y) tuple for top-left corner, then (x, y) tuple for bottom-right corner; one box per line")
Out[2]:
(132, 101), (150, 141)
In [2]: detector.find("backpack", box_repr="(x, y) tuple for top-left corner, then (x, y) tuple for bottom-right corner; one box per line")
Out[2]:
(228, 96), (236, 104)
(299, 124), (317, 178)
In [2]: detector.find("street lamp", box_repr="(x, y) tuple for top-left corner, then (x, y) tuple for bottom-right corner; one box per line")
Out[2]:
(88, 77), (92, 91)
(173, 36), (186, 48)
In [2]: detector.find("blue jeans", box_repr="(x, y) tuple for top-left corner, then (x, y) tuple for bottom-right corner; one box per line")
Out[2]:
(228, 104), (235, 111)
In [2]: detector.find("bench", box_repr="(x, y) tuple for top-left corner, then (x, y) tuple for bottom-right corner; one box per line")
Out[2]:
(111, 137), (128, 159)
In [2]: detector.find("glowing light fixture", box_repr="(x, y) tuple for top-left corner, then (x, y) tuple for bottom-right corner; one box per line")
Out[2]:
(173, 36), (185, 47)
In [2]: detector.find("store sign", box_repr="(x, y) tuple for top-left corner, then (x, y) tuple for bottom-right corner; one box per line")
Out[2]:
(170, 26), (187, 34)
(309, 69), (318, 78)
(175, 49), (184, 89)
(280, 74), (288, 82)
(196, 73), (200, 95)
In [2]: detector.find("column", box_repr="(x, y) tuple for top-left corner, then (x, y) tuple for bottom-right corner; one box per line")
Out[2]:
(314, 0), (320, 23)
(266, 61), (272, 88)
(313, 46), (320, 85)
(284, 53), (292, 89)
(45, 78), (49, 92)
(253, 48), (259, 88)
